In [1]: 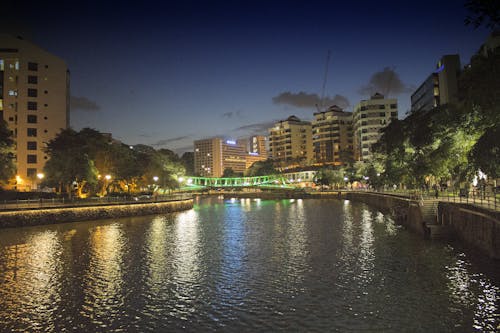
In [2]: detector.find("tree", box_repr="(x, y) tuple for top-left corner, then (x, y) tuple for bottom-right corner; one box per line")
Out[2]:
(222, 168), (237, 178)
(469, 124), (500, 178)
(43, 128), (99, 197)
(464, 0), (500, 29)
(245, 159), (278, 176)
(181, 152), (194, 175)
(0, 119), (15, 186)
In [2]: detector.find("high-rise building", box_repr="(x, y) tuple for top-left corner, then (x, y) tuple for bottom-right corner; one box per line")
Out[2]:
(268, 115), (313, 167)
(411, 54), (460, 113)
(312, 105), (353, 166)
(238, 135), (268, 169)
(194, 137), (247, 177)
(0, 34), (70, 190)
(353, 93), (398, 161)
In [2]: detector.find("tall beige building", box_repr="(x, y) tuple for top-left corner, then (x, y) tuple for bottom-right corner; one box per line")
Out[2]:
(353, 93), (398, 161)
(0, 34), (69, 190)
(312, 105), (353, 166)
(194, 138), (247, 177)
(268, 115), (313, 167)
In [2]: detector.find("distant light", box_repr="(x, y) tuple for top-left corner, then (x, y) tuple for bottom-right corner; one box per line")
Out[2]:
(248, 152), (259, 156)
(105, 175), (111, 180)
(187, 178), (193, 184)
(153, 176), (159, 182)
(226, 140), (236, 145)
(36, 173), (45, 180)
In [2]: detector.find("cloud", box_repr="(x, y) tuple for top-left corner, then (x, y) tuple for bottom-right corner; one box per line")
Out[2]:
(70, 96), (100, 112)
(233, 121), (276, 135)
(358, 67), (414, 97)
(272, 91), (350, 109)
(150, 135), (191, 147)
(221, 110), (242, 118)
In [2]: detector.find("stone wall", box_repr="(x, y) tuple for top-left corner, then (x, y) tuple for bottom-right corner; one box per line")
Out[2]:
(0, 199), (194, 229)
(438, 202), (500, 259)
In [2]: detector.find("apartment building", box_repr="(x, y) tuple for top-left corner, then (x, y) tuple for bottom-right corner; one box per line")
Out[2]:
(268, 115), (313, 167)
(312, 105), (353, 166)
(0, 34), (70, 190)
(353, 93), (398, 161)
(411, 55), (460, 113)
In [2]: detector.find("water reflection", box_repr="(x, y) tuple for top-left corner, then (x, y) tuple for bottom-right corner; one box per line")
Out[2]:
(446, 252), (500, 331)
(0, 230), (62, 331)
(81, 224), (125, 325)
(0, 198), (498, 332)
(172, 209), (200, 317)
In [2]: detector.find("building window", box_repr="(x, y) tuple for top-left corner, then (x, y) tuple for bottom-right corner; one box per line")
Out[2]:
(28, 62), (38, 71)
(27, 128), (37, 137)
(8, 90), (17, 96)
(27, 154), (37, 164)
(28, 88), (38, 97)
(27, 115), (37, 123)
(44, 90), (48, 94)
(28, 75), (38, 84)
(27, 168), (37, 177)
(27, 101), (37, 110)
(379, 112), (385, 117)
(390, 103), (397, 109)
(27, 141), (37, 150)
(391, 112), (397, 117)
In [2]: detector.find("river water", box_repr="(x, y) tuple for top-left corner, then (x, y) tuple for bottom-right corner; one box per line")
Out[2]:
(0, 197), (498, 332)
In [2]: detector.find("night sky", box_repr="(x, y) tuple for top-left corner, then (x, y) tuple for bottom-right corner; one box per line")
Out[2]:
(3, 0), (491, 154)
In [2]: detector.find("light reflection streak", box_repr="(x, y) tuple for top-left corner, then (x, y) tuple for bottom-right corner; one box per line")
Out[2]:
(446, 254), (499, 331)
(284, 198), (307, 281)
(173, 209), (200, 305)
(146, 216), (171, 294)
(0, 230), (62, 329)
(82, 224), (125, 323)
(358, 209), (375, 284)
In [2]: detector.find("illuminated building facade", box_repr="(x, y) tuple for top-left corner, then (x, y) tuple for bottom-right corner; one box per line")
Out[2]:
(411, 54), (460, 113)
(268, 115), (313, 167)
(194, 138), (247, 177)
(0, 34), (69, 190)
(353, 93), (398, 161)
(312, 105), (353, 166)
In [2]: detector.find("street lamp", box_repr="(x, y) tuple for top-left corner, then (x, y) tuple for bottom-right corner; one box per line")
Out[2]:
(153, 176), (159, 182)
(36, 173), (44, 191)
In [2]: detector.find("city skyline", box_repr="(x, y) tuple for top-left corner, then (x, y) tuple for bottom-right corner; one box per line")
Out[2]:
(3, 0), (491, 154)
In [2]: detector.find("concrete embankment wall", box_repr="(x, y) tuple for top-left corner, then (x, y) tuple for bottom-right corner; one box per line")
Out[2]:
(341, 192), (428, 236)
(0, 199), (193, 229)
(438, 202), (500, 259)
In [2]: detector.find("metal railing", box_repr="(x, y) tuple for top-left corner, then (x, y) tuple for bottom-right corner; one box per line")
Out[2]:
(0, 193), (193, 211)
(306, 186), (499, 211)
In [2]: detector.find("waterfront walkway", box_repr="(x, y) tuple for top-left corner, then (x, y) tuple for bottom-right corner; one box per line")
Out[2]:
(0, 193), (192, 211)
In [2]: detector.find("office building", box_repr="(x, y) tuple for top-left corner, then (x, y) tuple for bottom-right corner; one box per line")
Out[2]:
(312, 105), (353, 166)
(0, 34), (70, 190)
(353, 93), (398, 161)
(268, 115), (313, 167)
(411, 55), (460, 113)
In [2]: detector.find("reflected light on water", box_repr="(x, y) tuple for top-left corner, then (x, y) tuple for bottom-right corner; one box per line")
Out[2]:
(0, 230), (62, 331)
(174, 209), (200, 285)
(446, 253), (500, 331)
(81, 224), (125, 324)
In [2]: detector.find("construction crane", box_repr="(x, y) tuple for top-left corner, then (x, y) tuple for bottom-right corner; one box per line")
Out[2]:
(316, 50), (331, 113)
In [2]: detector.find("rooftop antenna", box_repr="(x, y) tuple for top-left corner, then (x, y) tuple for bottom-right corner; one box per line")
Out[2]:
(316, 50), (331, 112)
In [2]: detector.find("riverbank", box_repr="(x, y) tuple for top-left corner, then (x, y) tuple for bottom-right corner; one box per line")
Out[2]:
(0, 198), (193, 228)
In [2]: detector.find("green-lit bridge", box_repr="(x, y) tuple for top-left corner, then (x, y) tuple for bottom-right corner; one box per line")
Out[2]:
(180, 175), (295, 190)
